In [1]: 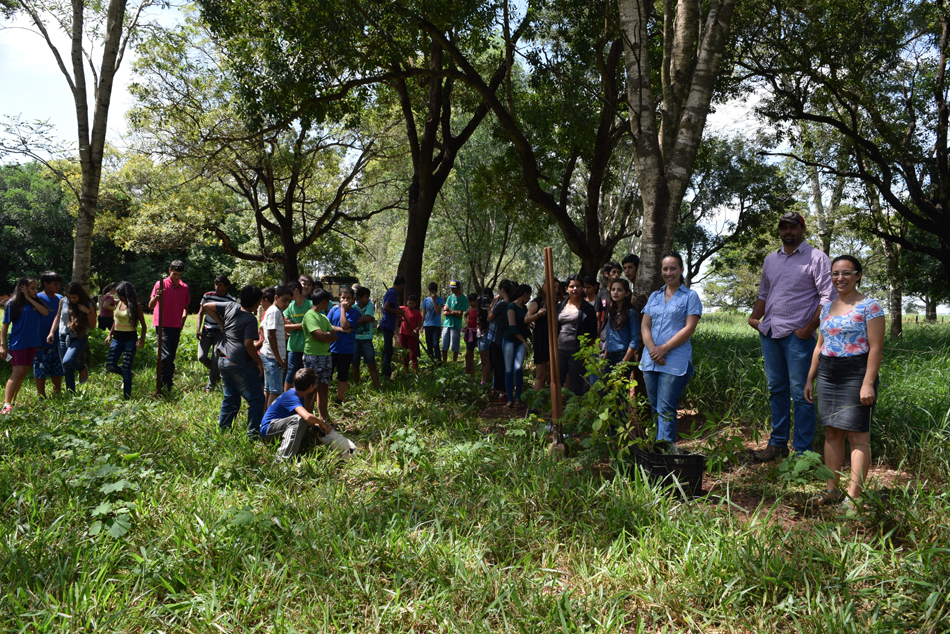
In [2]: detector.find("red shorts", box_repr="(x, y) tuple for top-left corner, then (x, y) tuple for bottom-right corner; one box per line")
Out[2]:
(10, 347), (38, 367)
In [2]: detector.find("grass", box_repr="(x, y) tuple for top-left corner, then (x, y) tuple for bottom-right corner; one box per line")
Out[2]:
(0, 315), (948, 632)
(690, 313), (950, 477)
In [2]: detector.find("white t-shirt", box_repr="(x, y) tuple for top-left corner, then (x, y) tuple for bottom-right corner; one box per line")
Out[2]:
(259, 304), (287, 360)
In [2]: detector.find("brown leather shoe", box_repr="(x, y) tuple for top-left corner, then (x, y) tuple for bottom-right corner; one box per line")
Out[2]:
(753, 444), (789, 462)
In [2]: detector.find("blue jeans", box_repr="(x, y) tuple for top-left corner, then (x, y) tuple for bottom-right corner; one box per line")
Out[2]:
(218, 358), (265, 438)
(642, 364), (694, 443)
(503, 339), (528, 403)
(198, 328), (224, 387)
(760, 332), (817, 454)
(380, 327), (395, 378)
(58, 334), (87, 392)
(261, 355), (284, 395)
(285, 350), (304, 386)
(424, 326), (441, 361)
(106, 337), (136, 398)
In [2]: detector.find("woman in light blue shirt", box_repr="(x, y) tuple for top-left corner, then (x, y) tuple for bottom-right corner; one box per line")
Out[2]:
(640, 252), (703, 447)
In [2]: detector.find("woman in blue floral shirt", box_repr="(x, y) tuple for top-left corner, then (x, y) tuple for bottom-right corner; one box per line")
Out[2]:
(804, 255), (884, 507)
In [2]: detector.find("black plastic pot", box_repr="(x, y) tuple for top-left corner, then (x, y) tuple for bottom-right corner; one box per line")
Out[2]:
(627, 447), (706, 497)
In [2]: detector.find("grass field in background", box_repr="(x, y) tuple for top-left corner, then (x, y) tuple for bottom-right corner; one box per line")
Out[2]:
(0, 314), (947, 632)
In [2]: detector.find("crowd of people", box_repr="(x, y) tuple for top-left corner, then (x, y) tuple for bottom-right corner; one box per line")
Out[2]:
(0, 211), (885, 504)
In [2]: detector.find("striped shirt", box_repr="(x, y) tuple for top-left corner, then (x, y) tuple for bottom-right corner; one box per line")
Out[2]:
(756, 241), (836, 339)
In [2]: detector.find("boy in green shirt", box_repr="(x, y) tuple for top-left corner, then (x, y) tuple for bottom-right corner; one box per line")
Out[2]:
(301, 289), (336, 421)
(282, 280), (312, 392)
(441, 279), (469, 363)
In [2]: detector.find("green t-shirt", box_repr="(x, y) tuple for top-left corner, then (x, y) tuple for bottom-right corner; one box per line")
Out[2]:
(284, 299), (312, 353)
(302, 309), (333, 356)
(444, 293), (469, 330)
(355, 300), (375, 340)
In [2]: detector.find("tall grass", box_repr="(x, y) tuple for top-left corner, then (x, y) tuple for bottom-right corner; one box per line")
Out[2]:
(689, 312), (950, 477)
(0, 318), (947, 632)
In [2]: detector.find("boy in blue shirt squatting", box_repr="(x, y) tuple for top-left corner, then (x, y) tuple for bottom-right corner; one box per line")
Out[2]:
(261, 368), (357, 461)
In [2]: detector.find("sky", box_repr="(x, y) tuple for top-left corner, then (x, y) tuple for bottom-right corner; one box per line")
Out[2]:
(0, 12), (157, 152)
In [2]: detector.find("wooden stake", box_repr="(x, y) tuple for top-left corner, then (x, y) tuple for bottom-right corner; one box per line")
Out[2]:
(154, 281), (164, 397)
(543, 247), (565, 453)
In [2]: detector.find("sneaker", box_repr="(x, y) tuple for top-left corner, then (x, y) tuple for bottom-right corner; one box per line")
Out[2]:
(493, 395), (509, 405)
(753, 444), (789, 462)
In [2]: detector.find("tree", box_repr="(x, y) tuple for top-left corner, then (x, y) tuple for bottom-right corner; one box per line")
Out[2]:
(420, 0), (642, 277)
(742, 0), (950, 294)
(899, 226), (950, 321)
(127, 17), (403, 282)
(796, 123), (852, 255)
(863, 184), (907, 338)
(432, 126), (546, 291)
(195, 0), (518, 297)
(0, 0), (159, 287)
(674, 135), (794, 286)
(0, 162), (74, 290)
(617, 0), (739, 300)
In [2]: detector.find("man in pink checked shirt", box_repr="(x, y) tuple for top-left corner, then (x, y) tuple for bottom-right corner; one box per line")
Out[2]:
(748, 212), (837, 462)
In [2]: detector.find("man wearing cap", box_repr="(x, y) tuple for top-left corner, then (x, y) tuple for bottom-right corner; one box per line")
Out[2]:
(441, 280), (469, 364)
(748, 212), (836, 461)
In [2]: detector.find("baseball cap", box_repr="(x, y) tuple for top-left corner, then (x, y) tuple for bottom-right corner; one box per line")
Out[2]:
(778, 211), (805, 228)
(449, 279), (461, 289)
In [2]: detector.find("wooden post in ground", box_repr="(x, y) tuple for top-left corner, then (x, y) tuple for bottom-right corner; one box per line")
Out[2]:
(153, 283), (164, 397)
(543, 247), (565, 458)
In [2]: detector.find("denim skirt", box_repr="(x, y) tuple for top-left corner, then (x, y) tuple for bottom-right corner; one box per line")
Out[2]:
(816, 353), (878, 432)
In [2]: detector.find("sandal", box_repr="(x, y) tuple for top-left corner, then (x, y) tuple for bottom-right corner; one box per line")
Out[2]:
(839, 498), (861, 515)
(813, 489), (842, 506)
(0, 404), (12, 415)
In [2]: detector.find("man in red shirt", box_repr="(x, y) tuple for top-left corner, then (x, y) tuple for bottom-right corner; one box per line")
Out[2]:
(148, 260), (190, 393)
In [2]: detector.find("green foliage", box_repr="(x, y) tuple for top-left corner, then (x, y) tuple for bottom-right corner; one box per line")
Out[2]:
(777, 450), (835, 486)
(676, 134), (794, 284)
(0, 163), (74, 290)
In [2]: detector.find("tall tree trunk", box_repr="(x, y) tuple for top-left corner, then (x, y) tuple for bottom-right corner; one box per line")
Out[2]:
(619, 0), (737, 302)
(390, 34), (502, 300)
(398, 191), (437, 300)
(883, 239), (903, 338)
(925, 296), (937, 322)
(282, 246), (300, 284)
(869, 184), (904, 338)
(71, 0), (128, 287)
(808, 165), (832, 255)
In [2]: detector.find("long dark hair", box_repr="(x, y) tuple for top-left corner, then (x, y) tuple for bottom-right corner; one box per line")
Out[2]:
(604, 279), (634, 331)
(532, 284), (547, 309)
(661, 251), (686, 286)
(115, 281), (141, 325)
(7, 276), (37, 323)
(64, 282), (93, 338)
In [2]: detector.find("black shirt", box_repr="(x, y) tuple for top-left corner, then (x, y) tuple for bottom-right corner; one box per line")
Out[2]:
(215, 302), (259, 367)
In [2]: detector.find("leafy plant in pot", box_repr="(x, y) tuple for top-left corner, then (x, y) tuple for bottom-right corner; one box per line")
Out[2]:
(606, 362), (707, 497)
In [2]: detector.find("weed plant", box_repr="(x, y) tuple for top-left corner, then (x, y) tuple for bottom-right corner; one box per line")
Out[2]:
(0, 319), (947, 632)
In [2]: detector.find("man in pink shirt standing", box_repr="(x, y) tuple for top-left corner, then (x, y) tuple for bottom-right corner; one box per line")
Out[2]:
(148, 260), (190, 393)
(748, 212), (836, 461)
